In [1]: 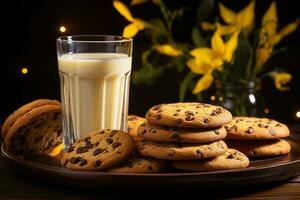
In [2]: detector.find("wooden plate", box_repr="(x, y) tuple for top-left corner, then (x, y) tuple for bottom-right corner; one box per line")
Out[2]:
(2, 133), (300, 189)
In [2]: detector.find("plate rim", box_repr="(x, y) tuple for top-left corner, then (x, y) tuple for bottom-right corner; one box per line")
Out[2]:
(2, 134), (300, 177)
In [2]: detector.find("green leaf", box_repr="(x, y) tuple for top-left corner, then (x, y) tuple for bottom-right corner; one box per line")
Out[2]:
(179, 72), (195, 101)
(171, 7), (189, 21)
(196, 0), (215, 23)
(132, 64), (164, 85)
(191, 27), (206, 47)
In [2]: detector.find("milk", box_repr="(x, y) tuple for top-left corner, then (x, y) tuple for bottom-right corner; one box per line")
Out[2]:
(58, 53), (131, 145)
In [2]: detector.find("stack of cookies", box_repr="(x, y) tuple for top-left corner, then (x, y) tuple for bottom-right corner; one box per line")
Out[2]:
(225, 117), (291, 158)
(2, 99), (63, 155)
(136, 103), (250, 171)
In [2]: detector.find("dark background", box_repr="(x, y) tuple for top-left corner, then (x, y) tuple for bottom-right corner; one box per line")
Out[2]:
(0, 0), (299, 124)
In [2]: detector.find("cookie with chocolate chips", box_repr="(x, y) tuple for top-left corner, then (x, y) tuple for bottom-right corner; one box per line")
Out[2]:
(61, 129), (134, 171)
(225, 117), (290, 140)
(226, 139), (291, 157)
(2, 99), (60, 138)
(136, 139), (227, 160)
(172, 149), (249, 171)
(107, 155), (169, 173)
(145, 103), (232, 128)
(137, 122), (227, 143)
(127, 115), (146, 138)
(4, 102), (63, 154)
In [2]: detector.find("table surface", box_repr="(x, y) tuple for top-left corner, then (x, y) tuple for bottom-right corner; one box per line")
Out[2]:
(1, 124), (300, 199)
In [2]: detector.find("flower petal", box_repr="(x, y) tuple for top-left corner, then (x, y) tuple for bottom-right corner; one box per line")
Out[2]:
(192, 72), (214, 94)
(201, 22), (216, 31)
(113, 1), (134, 22)
(211, 28), (226, 55)
(156, 44), (182, 57)
(123, 23), (139, 37)
(219, 3), (237, 24)
(224, 29), (240, 62)
(218, 24), (238, 35)
(187, 59), (212, 74)
(262, 1), (277, 36)
(274, 72), (292, 91)
(237, 0), (255, 32)
(131, 0), (148, 6)
(278, 19), (300, 40)
(256, 45), (273, 67)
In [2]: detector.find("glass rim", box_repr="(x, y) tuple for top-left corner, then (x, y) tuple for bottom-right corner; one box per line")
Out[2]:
(56, 35), (132, 43)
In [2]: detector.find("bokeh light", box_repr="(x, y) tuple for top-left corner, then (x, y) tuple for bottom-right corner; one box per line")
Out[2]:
(59, 26), (66, 33)
(21, 67), (28, 75)
(296, 111), (300, 118)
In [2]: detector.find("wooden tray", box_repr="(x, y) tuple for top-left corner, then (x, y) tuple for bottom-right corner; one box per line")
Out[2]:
(2, 133), (300, 189)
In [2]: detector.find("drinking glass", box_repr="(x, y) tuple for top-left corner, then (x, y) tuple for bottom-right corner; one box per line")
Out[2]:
(56, 35), (132, 148)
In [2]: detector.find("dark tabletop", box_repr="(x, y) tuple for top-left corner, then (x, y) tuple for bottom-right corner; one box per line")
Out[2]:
(1, 124), (300, 199)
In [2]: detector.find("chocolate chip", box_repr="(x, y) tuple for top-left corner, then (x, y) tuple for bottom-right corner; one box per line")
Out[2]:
(214, 130), (220, 135)
(210, 111), (218, 116)
(231, 125), (238, 132)
(173, 113), (179, 117)
(76, 147), (89, 154)
(245, 127), (254, 134)
(67, 146), (74, 153)
(216, 108), (222, 114)
(141, 123), (146, 127)
(175, 109), (181, 112)
(276, 123), (281, 127)
(84, 137), (91, 142)
(258, 123), (264, 128)
(63, 159), (69, 167)
(156, 114), (162, 120)
(147, 165), (153, 171)
(93, 148), (104, 156)
(168, 150), (176, 157)
(106, 138), (113, 144)
(226, 154), (234, 159)
(85, 141), (94, 149)
(99, 130), (105, 134)
(185, 111), (194, 115)
(269, 129), (276, 136)
(170, 132), (180, 140)
(112, 142), (121, 148)
(94, 142), (99, 147)
(141, 129), (147, 135)
(185, 115), (194, 121)
(203, 118), (209, 123)
(94, 160), (102, 167)
(264, 125), (269, 128)
(151, 128), (157, 133)
(127, 127), (132, 132)
(70, 157), (81, 164)
(196, 150), (203, 158)
(110, 130), (118, 137)
(79, 159), (88, 166)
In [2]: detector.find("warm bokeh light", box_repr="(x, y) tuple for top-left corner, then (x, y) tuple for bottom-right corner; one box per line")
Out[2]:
(296, 111), (300, 118)
(210, 95), (216, 101)
(59, 26), (66, 33)
(21, 67), (28, 74)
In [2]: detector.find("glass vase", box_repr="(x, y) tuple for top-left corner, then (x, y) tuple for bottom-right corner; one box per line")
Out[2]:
(211, 81), (267, 117)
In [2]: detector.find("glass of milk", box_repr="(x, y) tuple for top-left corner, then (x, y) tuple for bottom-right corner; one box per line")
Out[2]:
(56, 35), (132, 148)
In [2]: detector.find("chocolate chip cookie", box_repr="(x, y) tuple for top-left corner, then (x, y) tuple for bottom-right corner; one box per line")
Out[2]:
(225, 117), (290, 140)
(172, 149), (249, 171)
(136, 139), (227, 160)
(5, 104), (63, 154)
(61, 129), (134, 171)
(137, 122), (227, 143)
(127, 115), (145, 138)
(145, 103), (232, 128)
(226, 139), (291, 157)
(107, 155), (169, 173)
(2, 99), (60, 138)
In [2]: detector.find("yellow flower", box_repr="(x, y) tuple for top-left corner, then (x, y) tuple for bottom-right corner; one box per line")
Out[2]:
(272, 72), (292, 91)
(113, 1), (145, 37)
(201, 1), (255, 35)
(260, 2), (299, 46)
(187, 28), (240, 94)
(256, 2), (299, 67)
(131, 0), (148, 6)
(156, 44), (183, 57)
